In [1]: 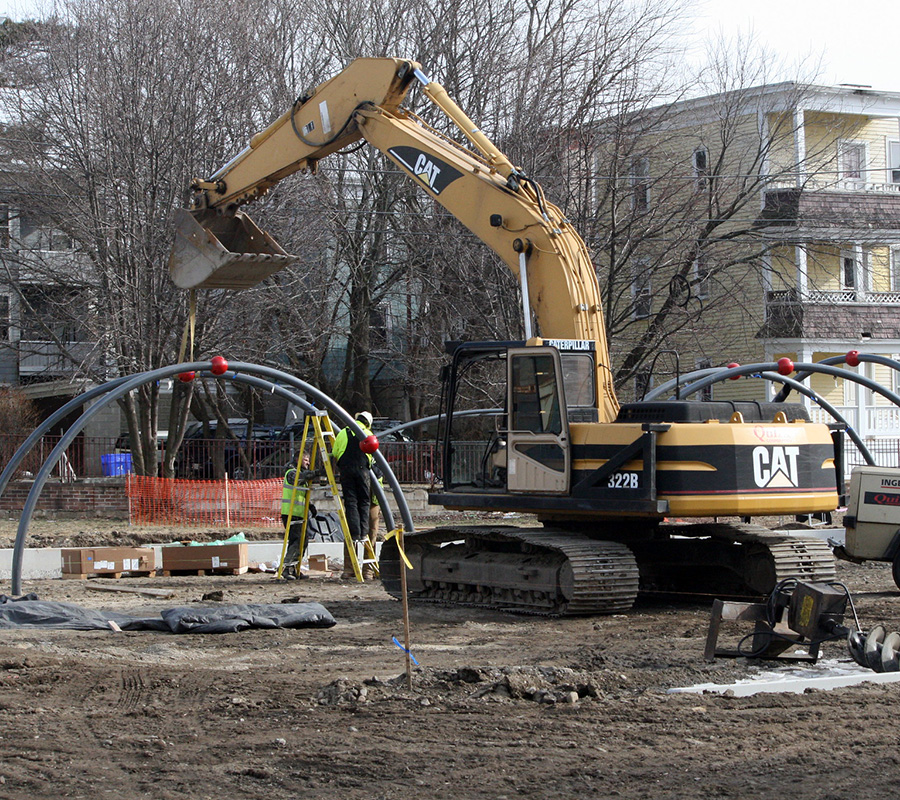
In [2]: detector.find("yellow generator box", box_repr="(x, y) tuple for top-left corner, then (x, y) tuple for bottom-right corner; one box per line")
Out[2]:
(162, 542), (248, 574)
(61, 547), (155, 577)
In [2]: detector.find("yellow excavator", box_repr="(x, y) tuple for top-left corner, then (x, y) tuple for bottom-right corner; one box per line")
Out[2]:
(170, 57), (838, 614)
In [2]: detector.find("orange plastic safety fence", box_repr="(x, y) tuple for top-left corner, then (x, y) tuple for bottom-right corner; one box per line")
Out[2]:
(126, 475), (283, 528)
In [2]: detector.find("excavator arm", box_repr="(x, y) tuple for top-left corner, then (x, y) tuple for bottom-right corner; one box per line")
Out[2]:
(185, 58), (416, 211)
(170, 57), (619, 421)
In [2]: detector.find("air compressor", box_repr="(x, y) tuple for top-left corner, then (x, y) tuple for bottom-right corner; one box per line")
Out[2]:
(837, 466), (900, 589)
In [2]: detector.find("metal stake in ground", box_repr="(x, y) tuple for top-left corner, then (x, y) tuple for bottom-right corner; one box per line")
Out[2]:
(398, 526), (412, 689)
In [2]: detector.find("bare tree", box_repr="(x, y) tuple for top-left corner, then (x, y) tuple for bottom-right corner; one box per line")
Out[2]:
(0, 0), (312, 474)
(254, 0), (691, 417)
(564, 34), (848, 396)
(0, 0), (746, 459)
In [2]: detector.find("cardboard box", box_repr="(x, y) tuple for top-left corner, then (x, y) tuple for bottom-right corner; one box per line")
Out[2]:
(61, 547), (155, 576)
(308, 554), (328, 572)
(161, 542), (248, 573)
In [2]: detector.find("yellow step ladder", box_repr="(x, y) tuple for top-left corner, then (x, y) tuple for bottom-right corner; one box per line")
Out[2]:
(278, 410), (368, 581)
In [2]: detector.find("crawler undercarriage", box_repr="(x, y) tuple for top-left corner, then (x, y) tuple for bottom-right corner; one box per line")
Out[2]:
(379, 523), (836, 615)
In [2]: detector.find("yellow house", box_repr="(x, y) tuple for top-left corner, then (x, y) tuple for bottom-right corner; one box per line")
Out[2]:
(605, 83), (900, 448)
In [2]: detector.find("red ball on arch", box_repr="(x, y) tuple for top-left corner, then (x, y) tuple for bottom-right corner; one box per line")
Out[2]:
(359, 435), (379, 454)
(845, 350), (860, 368)
(210, 356), (228, 375)
(776, 357), (794, 376)
(726, 362), (741, 380)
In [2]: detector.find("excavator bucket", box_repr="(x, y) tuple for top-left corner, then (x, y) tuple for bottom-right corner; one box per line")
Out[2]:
(169, 208), (297, 290)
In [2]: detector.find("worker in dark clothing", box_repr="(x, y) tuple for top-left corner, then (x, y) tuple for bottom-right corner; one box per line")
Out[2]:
(332, 411), (374, 579)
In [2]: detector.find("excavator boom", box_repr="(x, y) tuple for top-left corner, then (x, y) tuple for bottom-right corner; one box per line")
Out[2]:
(170, 56), (618, 421)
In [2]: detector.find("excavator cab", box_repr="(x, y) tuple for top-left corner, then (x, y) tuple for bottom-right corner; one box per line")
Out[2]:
(439, 342), (574, 497)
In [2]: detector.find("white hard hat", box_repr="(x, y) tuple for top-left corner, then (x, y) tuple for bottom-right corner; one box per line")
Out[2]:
(355, 411), (373, 427)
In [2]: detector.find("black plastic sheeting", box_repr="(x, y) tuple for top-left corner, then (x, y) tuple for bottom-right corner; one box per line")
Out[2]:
(0, 597), (336, 634)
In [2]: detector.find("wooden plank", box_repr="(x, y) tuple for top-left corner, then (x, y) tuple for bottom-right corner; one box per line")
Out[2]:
(61, 570), (157, 581)
(160, 567), (247, 577)
(85, 584), (177, 599)
(61, 572), (124, 580)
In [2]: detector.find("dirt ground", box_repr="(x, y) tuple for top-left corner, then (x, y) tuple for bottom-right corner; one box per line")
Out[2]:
(2, 516), (900, 800)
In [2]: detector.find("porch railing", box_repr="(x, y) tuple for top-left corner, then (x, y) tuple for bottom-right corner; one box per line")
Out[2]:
(808, 406), (900, 438)
(767, 289), (900, 306)
(766, 178), (900, 194)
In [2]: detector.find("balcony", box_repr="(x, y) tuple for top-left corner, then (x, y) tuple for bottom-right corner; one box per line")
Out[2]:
(757, 183), (900, 235)
(768, 287), (900, 305)
(18, 340), (96, 375)
(9, 249), (92, 283)
(760, 289), (900, 340)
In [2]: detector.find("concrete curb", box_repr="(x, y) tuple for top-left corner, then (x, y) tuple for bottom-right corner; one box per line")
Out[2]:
(0, 540), (372, 582)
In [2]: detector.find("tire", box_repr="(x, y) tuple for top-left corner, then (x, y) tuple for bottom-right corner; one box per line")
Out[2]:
(893, 552), (900, 591)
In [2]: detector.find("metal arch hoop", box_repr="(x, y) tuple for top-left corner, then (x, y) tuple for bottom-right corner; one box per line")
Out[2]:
(677, 361), (900, 415)
(773, 353), (900, 402)
(8, 362), (414, 595)
(642, 363), (878, 466)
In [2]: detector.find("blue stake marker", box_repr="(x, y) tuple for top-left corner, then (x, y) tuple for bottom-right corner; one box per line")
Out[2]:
(392, 636), (419, 666)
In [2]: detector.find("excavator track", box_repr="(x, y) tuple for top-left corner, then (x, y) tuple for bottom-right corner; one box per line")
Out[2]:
(709, 523), (837, 591)
(379, 526), (639, 616)
(629, 522), (836, 597)
(379, 523), (836, 615)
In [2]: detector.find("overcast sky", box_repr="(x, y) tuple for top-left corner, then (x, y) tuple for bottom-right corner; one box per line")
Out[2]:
(1, 0), (895, 90)
(696, 0), (894, 89)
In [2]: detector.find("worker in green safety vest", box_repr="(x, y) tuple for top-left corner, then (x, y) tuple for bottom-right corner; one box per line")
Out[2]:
(332, 411), (374, 579)
(281, 455), (316, 580)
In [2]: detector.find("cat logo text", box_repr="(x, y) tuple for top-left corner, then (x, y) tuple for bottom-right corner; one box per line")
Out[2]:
(387, 146), (463, 195)
(752, 446), (799, 488)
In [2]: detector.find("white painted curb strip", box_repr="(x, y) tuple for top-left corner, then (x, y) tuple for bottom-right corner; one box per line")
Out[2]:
(0, 540), (374, 582)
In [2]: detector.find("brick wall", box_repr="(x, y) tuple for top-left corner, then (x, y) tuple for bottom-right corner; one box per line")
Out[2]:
(0, 479), (129, 518)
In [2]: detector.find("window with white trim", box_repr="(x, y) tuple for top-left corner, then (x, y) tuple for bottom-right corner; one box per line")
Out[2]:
(0, 205), (10, 249)
(892, 247), (900, 292)
(889, 140), (900, 184)
(630, 156), (649, 212)
(0, 294), (8, 340)
(19, 210), (72, 252)
(838, 140), (866, 182)
(693, 253), (710, 300)
(369, 304), (392, 351)
(631, 258), (651, 319)
(841, 251), (856, 290)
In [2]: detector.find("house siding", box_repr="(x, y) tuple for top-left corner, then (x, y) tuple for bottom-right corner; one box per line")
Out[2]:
(617, 84), (900, 434)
